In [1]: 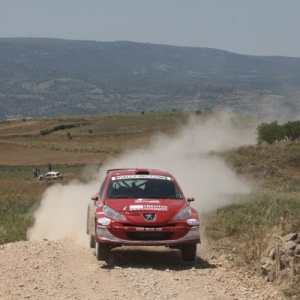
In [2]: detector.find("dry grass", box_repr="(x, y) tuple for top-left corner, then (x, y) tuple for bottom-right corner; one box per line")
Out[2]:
(0, 112), (189, 166)
(221, 141), (300, 191)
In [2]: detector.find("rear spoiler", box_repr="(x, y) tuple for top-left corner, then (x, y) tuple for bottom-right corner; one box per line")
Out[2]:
(106, 168), (151, 174)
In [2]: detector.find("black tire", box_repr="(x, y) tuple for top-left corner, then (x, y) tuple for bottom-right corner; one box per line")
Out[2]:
(96, 242), (110, 261)
(181, 244), (197, 262)
(90, 234), (96, 248)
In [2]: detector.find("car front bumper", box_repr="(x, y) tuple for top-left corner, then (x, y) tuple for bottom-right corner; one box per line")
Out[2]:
(96, 224), (200, 246)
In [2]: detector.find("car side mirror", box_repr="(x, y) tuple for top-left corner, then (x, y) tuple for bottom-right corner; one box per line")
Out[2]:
(187, 197), (194, 202)
(91, 195), (99, 201)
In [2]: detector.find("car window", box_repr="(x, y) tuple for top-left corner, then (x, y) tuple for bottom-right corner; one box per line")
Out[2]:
(107, 178), (182, 199)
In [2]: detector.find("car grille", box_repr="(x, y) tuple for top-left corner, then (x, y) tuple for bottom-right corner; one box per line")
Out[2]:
(126, 232), (173, 241)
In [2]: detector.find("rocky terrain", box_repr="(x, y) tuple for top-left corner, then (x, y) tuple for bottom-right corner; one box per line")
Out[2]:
(0, 239), (285, 300)
(261, 232), (300, 283)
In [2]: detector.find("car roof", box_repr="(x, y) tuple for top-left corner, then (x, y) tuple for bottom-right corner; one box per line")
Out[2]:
(46, 171), (60, 175)
(106, 168), (173, 178)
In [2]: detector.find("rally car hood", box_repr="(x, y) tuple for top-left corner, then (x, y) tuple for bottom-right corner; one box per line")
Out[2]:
(103, 198), (188, 223)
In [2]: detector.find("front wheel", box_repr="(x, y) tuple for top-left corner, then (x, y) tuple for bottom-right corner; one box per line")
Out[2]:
(96, 242), (110, 261)
(181, 244), (197, 262)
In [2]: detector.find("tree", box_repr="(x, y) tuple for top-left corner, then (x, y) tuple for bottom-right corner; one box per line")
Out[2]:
(256, 122), (285, 144)
(283, 121), (300, 141)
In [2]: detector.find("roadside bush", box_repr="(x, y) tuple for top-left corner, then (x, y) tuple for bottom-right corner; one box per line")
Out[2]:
(256, 122), (285, 144)
(283, 120), (300, 141)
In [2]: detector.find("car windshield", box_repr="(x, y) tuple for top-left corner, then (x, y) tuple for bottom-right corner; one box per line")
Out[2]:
(107, 178), (183, 199)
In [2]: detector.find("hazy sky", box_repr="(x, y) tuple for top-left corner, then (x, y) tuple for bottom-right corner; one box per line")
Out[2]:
(1, 0), (300, 57)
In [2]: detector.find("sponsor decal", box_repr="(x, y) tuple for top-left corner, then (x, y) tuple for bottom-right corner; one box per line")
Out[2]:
(135, 227), (163, 231)
(112, 175), (172, 180)
(128, 204), (168, 211)
(128, 205), (143, 211)
(135, 199), (160, 203)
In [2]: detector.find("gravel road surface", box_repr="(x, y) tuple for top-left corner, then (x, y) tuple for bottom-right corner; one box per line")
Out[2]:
(0, 239), (285, 300)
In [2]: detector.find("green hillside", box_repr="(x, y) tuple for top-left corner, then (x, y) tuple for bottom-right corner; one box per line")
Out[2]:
(1, 38), (300, 120)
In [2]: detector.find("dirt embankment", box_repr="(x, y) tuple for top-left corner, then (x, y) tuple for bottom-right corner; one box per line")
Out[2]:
(0, 239), (285, 300)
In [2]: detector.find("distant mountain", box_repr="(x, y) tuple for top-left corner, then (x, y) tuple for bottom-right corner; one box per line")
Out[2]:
(0, 38), (300, 120)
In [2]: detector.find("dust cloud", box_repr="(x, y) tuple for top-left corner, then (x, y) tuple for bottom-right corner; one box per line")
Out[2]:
(27, 112), (257, 244)
(27, 180), (99, 244)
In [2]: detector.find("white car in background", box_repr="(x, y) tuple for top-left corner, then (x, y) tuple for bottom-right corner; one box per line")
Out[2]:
(38, 171), (63, 181)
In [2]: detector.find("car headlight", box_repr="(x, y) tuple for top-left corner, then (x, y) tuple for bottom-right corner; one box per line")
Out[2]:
(172, 206), (191, 221)
(103, 205), (127, 221)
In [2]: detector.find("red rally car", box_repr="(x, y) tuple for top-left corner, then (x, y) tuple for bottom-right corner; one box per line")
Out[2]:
(87, 168), (201, 262)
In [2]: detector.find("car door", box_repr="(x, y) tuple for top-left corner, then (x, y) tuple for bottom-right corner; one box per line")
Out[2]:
(88, 176), (108, 234)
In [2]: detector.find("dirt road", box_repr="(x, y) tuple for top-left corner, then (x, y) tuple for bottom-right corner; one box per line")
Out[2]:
(0, 239), (285, 300)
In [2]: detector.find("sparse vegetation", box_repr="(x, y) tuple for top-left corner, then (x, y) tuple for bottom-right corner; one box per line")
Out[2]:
(204, 192), (300, 299)
(66, 132), (72, 139)
(206, 138), (300, 299)
(40, 123), (82, 136)
(0, 194), (35, 244)
(204, 193), (300, 260)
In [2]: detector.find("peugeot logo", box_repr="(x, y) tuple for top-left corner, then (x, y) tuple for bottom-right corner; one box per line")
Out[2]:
(143, 213), (156, 221)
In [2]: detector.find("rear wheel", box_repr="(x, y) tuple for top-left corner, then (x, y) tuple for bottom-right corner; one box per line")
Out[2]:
(89, 234), (96, 248)
(181, 244), (197, 262)
(96, 242), (110, 261)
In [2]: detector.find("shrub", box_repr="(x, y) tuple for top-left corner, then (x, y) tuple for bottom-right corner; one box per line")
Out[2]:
(283, 121), (300, 141)
(256, 122), (285, 144)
